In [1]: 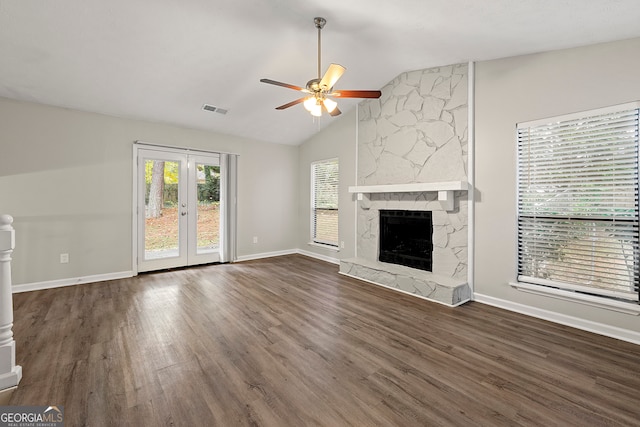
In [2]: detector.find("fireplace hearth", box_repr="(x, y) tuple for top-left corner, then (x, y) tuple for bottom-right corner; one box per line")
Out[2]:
(379, 210), (433, 271)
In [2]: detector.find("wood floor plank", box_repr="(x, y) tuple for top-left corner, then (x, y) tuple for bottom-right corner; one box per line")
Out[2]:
(8, 254), (640, 426)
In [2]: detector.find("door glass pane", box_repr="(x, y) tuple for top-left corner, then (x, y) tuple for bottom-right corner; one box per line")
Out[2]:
(196, 163), (220, 254)
(144, 159), (180, 260)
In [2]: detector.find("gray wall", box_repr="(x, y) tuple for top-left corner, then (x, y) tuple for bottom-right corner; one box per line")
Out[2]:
(236, 140), (298, 257)
(0, 97), (298, 285)
(297, 109), (357, 261)
(475, 37), (640, 333)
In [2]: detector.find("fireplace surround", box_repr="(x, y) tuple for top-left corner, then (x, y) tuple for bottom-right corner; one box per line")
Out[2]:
(339, 188), (470, 307)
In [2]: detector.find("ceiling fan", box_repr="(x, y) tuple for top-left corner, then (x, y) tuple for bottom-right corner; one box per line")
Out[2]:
(260, 17), (382, 118)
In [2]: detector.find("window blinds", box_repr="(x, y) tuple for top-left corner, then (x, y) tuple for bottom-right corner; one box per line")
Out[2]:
(517, 103), (640, 302)
(311, 159), (339, 247)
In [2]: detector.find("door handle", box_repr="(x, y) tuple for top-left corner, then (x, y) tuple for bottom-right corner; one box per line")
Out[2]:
(181, 211), (187, 216)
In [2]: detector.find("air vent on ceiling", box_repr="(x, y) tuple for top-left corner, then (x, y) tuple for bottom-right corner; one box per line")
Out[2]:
(202, 104), (228, 115)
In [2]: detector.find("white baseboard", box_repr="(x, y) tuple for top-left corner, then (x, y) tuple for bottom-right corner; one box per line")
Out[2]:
(474, 293), (640, 346)
(236, 248), (340, 265)
(12, 250), (336, 293)
(12, 271), (134, 294)
(296, 249), (340, 265)
(236, 249), (298, 262)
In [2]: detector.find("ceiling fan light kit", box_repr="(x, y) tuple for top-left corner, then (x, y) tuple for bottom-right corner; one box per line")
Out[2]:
(260, 17), (381, 118)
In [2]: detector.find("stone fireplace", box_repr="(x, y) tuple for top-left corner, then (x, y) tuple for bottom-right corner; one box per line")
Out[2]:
(339, 63), (471, 306)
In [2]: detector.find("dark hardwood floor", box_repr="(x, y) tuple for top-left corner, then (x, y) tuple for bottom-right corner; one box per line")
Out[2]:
(8, 254), (640, 426)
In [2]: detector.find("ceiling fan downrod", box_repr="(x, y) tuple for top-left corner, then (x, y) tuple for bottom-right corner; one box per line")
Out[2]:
(314, 17), (326, 80)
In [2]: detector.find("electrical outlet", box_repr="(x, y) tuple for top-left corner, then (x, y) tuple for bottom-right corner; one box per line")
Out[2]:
(60, 253), (69, 264)
(340, 241), (345, 249)
(253, 236), (258, 244)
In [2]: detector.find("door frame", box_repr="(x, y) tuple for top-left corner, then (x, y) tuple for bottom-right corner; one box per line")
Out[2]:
(132, 142), (227, 275)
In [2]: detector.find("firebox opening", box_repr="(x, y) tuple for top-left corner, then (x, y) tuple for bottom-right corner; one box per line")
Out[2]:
(379, 210), (433, 271)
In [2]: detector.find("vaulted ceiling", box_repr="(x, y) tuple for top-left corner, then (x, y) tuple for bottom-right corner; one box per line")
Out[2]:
(2, 1), (640, 145)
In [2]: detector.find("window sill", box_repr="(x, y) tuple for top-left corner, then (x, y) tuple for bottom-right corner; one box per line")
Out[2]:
(307, 241), (340, 252)
(510, 281), (640, 315)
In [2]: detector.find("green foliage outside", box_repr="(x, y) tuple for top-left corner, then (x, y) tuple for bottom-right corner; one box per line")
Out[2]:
(145, 164), (220, 207)
(199, 165), (220, 203)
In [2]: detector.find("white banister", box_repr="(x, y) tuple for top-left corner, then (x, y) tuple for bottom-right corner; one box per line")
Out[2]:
(0, 215), (22, 390)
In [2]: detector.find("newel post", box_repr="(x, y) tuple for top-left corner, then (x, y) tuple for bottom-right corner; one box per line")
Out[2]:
(0, 215), (22, 390)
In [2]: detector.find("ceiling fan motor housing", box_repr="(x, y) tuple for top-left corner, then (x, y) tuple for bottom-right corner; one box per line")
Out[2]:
(306, 78), (323, 93)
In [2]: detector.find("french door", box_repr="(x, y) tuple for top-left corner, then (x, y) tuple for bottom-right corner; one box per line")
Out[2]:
(136, 147), (222, 272)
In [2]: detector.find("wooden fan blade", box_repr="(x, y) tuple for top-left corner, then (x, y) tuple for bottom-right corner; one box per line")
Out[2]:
(260, 79), (305, 92)
(331, 90), (381, 98)
(276, 98), (306, 110)
(319, 63), (346, 91)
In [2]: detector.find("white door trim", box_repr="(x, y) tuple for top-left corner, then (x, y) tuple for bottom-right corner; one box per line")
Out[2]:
(132, 142), (223, 274)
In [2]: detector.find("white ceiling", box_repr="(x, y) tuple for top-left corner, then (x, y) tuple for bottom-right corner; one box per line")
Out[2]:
(2, 1), (640, 146)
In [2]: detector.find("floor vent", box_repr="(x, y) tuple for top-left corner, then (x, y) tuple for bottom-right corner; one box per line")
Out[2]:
(202, 104), (228, 115)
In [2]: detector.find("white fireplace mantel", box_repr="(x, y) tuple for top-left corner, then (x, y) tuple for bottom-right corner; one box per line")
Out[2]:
(348, 181), (469, 211)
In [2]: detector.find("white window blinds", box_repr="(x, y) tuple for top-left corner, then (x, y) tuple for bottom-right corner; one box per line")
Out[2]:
(517, 102), (640, 302)
(311, 159), (339, 247)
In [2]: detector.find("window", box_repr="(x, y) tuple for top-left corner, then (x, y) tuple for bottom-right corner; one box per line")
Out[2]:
(517, 102), (639, 303)
(311, 159), (339, 247)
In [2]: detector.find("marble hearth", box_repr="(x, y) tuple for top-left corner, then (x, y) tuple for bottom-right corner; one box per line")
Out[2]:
(340, 257), (470, 306)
